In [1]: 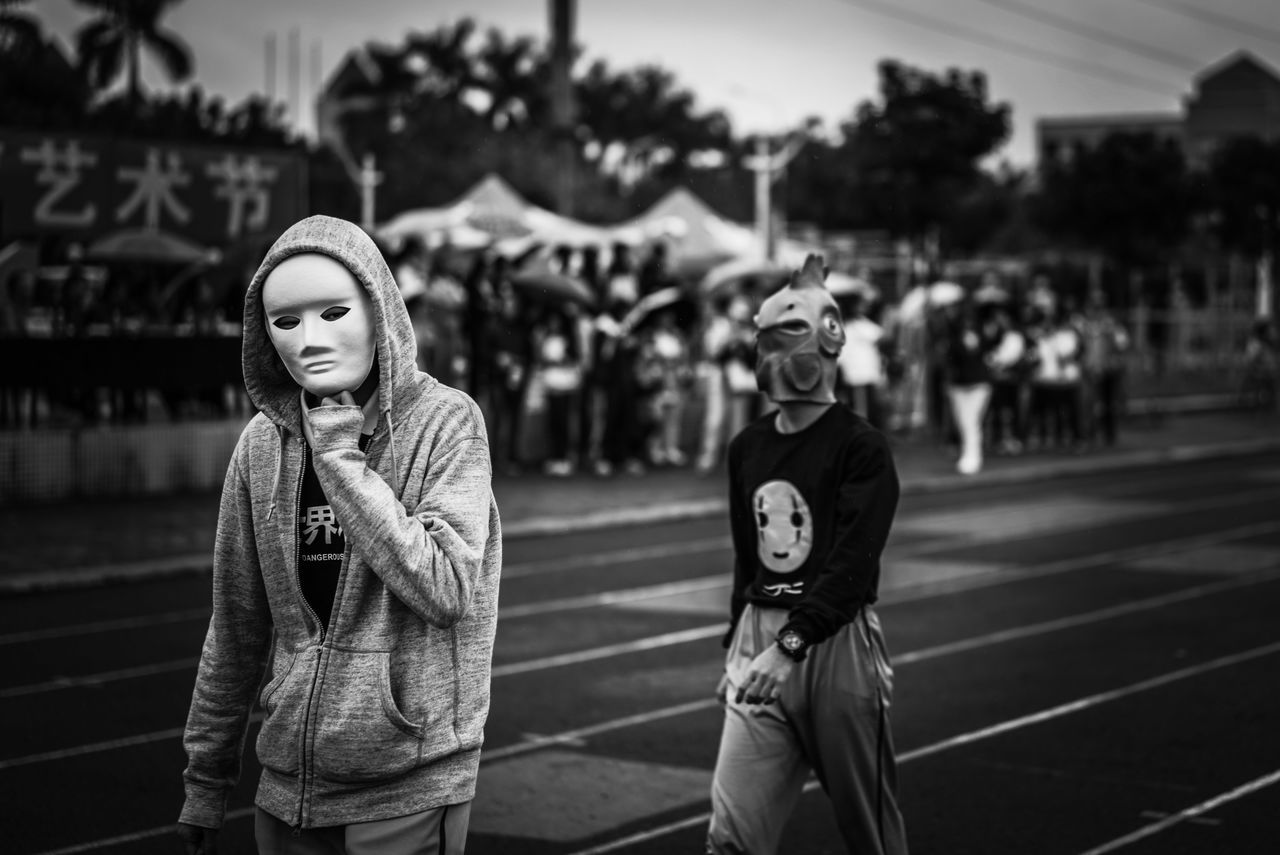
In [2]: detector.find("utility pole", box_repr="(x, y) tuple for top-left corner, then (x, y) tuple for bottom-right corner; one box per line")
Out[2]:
(744, 134), (803, 260)
(548, 0), (577, 216)
(358, 153), (383, 232)
(264, 33), (276, 102)
(288, 27), (301, 128)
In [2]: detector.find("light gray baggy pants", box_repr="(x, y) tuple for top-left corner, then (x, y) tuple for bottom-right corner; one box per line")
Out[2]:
(255, 802), (471, 855)
(707, 603), (908, 855)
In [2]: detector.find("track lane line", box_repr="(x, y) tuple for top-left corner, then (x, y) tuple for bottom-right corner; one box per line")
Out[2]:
(10, 483), (1279, 643)
(0, 608), (211, 646)
(18, 587), (1280, 850)
(15, 563), (1274, 770)
(0, 713), (265, 771)
(482, 566), (1280, 763)
(0, 658), (197, 699)
(565, 639), (1280, 855)
(1076, 767), (1280, 854)
(8, 522), (1280, 696)
(28, 807), (256, 855)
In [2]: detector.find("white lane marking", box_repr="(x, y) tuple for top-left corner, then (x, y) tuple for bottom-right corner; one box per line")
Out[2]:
(0, 607), (209, 646)
(893, 567), (1280, 665)
(20, 595), (1280, 852)
(896, 640), (1280, 763)
(498, 516), (1280, 622)
(0, 727), (182, 771)
(490, 626), (725, 678)
(501, 536), (731, 580)
(566, 640), (1280, 855)
(0, 540), (731, 646)
(883, 518), (1280, 602)
(497, 516), (1280, 626)
(1077, 768), (1280, 855)
(896, 497), (1165, 538)
(28, 807), (256, 855)
(1125, 544), (1279, 577)
(13, 483), (1279, 644)
(0, 658), (197, 699)
(500, 577), (728, 619)
(0, 712), (264, 772)
(0, 552), (212, 594)
(482, 700), (719, 765)
(10, 522), (1280, 699)
(482, 568), (1280, 764)
(16, 562), (1274, 771)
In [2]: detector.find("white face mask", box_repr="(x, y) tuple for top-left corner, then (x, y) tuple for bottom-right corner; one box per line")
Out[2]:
(262, 253), (377, 399)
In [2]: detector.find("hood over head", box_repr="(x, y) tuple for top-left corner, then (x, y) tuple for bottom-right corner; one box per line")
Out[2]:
(754, 254), (845, 404)
(243, 215), (422, 430)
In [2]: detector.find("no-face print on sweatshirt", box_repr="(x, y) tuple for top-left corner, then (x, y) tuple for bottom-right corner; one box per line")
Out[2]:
(753, 479), (813, 575)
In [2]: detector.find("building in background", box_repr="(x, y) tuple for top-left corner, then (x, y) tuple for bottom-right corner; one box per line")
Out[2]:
(1037, 51), (1280, 167)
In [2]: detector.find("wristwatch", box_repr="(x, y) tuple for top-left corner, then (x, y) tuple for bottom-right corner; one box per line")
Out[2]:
(775, 628), (809, 662)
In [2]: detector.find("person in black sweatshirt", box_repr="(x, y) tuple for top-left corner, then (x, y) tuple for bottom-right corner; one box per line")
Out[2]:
(707, 255), (909, 855)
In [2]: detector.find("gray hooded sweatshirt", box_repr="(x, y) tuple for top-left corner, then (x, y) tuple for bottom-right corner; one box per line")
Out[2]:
(180, 215), (501, 830)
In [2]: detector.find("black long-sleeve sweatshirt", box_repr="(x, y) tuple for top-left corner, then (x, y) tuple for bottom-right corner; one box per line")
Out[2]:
(724, 404), (900, 648)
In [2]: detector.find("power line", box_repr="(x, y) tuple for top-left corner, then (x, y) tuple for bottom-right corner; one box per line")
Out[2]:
(833, 0), (1180, 96)
(1132, 0), (1280, 47)
(970, 0), (1202, 71)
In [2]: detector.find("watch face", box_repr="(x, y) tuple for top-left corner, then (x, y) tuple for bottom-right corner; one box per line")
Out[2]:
(781, 632), (803, 651)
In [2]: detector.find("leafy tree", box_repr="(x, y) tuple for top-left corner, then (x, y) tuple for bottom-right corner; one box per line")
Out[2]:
(0, 5), (89, 129)
(1033, 132), (1193, 269)
(72, 0), (193, 109)
(943, 165), (1027, 255)
(1200, 135), (1280, 260)
(576, 60), (732, 186)
(403, 18), (479, 103)
(326, 20), (736, 221)
(838, 60), (1010, 255)
(472, 26), (544, 130)
(77, 84), (296, 148)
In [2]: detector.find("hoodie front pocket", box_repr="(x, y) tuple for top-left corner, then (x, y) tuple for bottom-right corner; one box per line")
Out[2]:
(312, 649), (425, 784)
(255, 648), (308, 777)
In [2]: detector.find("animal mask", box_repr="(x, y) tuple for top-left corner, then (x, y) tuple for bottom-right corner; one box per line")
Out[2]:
(754, 255), (845, 404)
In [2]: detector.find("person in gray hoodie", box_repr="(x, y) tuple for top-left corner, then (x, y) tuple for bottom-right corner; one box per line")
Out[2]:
(177, 215), (501, 854)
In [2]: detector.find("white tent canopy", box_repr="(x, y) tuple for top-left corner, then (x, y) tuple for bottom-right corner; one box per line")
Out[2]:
(378, 174), (618, 251)
(611, 187), (757, 268)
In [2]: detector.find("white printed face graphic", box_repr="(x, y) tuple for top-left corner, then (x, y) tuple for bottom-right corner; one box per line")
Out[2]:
(753, 480), (813, 573)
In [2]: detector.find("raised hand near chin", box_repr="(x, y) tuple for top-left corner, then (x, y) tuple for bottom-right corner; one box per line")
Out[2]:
(319, 390), (357, 408)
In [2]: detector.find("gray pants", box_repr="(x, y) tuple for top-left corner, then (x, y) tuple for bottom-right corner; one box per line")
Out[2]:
(256, 803), (471, 855)
(708, 604), (908, 855)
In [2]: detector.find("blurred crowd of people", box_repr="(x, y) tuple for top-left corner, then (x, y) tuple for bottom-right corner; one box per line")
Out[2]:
(388, 238), (761, 477)
(384, 242), (1150, 480)
(919, 278), (1135, 476)
(4, 235), (1277, 474)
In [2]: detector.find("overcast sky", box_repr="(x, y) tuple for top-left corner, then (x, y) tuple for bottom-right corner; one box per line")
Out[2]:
(35, 0), (1280, 167)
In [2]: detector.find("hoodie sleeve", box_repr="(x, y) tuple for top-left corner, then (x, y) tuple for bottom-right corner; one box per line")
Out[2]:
(305, 397), (493, 628)
(180, 438), (273, 829)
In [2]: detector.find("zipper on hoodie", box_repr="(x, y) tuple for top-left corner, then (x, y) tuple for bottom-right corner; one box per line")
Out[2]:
(289, 424), (380, 833)
(292, 438), (325, 833)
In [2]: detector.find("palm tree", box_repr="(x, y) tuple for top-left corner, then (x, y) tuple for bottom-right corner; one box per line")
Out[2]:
(404, 18), (476, 102)
(72, 0), (192, 109)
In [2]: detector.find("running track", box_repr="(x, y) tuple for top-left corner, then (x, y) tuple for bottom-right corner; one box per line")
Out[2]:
(4, 452), (1280, 853)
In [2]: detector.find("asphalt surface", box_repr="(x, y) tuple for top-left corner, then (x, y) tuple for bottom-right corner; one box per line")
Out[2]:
(4, 452), (1280, 854)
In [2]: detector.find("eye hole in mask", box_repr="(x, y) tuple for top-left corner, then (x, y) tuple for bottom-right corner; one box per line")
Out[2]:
(757, 320), (812, 353)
